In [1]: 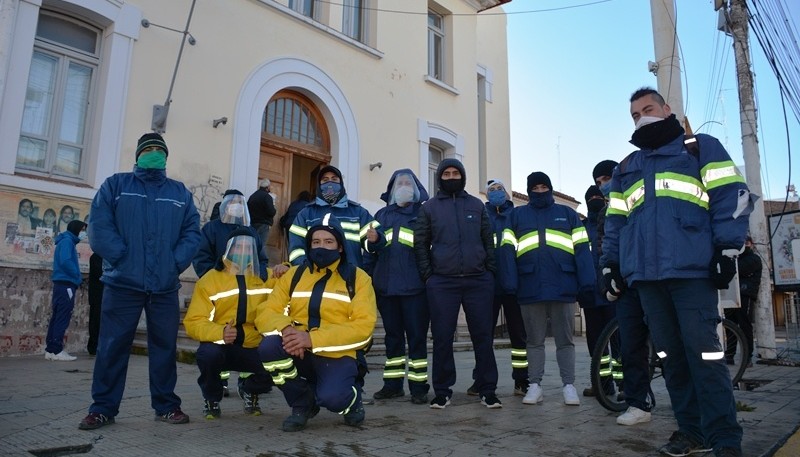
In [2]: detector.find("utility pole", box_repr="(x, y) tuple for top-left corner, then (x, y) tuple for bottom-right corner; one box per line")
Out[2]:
(650, 0), (685, 120)
(727, 0), (777, 359)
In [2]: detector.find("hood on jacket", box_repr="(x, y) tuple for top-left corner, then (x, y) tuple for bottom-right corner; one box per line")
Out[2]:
(380, 168), (430, 205)
(436, 158), (466, 194)
(305, 213), (347, 265)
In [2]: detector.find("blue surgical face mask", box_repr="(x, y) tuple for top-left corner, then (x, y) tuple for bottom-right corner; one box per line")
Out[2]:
(309, 247), (340, 268)
(78, 231), (88, 241)
(599, 181), (612, 197)
(488, 189), (506, 207)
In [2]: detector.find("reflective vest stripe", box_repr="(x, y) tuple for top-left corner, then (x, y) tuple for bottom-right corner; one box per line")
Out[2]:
(572, 226), (589, 245)
(624, 179), (646, 213)
(701, 160), (746, 190)
(312, 336), (372, 354)
(291, 291), (352, 303)
(289, 248), (305, 262)
(655, 172), (709, 209)
(501, 228), (519, 249)
(516, 232), (539, 257)
(702, 351), (725, 360)
(289, 225), (308, 237)
(545, 229), (574, 255)
(607, 192), (629, 217)
(397, 227), (414, 247)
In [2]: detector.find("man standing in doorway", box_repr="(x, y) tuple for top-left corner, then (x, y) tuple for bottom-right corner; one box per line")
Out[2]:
(248, 178), (277, 256)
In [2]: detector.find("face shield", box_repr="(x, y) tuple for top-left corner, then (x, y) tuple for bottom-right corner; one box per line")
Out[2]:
(389, 173), (420, 206)
(220, 194), (250, 226)
(222, 235), (260, 277)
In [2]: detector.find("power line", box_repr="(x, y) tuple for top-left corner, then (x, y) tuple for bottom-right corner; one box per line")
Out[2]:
(312, 0), (613, 16)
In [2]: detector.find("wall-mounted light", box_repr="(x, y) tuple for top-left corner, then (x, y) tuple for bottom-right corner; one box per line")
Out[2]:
(141, 18), (197, 45)
(369, 162), (382, 171)
(212, 117), (228, 128)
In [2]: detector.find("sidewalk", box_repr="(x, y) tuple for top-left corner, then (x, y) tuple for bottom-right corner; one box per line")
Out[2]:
(1, 336), (798, 457)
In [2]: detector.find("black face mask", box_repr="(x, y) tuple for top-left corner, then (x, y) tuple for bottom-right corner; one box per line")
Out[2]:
(440, 178), (463, 194)
(527, 190), (554, 208)
(587, 199), (606, 214)
(630, 114), (684, 150)
(309, 247), (340, 268)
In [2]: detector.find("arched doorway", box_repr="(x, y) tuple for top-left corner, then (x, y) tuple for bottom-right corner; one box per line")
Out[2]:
(258, 90), (330, 264)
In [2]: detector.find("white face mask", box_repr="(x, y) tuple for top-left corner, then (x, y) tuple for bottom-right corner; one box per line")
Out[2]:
(393, 186), (415, 205)
(634, 116), (664, 131)
(78, 231), (87, 241)
(227, 203), (244, 218)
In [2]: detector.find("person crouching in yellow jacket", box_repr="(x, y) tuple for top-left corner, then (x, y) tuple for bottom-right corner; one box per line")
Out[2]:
(184, 228), (289, 419)
(256, 213), (377, 432)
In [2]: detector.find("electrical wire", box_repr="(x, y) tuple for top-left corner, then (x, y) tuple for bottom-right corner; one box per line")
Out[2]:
(312, 0), (613, 16)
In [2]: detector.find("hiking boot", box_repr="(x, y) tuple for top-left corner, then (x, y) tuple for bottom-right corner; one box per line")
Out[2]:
(411, 393), (428, 405)
(480, 393), (503, 409)
(514, 380), (530, 396)
(429, 395), (451, 409)
(466, 382), (479, 396)
(658, 431), (711, 456)
(714, 447), (743, 457)
(203, 400), (221, 420)
(616, 406), (651, 426)
(563, 384), (580, 406)
(282, 404), (320, 432)
(343, 399), (365, 426)
(155, 407), (190, 424)
(523, 383), (543, 404)
(78, 412), (114, 430)
(373, 387), (405, 400)
(239, 389), (262, 416)
(45, 350), (76, 361)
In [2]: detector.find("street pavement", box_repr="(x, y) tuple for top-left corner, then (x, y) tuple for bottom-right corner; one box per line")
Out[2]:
(1, 336), (798, 457)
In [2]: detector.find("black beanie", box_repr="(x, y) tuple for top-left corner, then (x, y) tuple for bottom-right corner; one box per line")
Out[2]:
(67, 220), (87, 236)
(592, 160), (618, 181)
(136, 132), (169, 159)
(318, 165), (344, 184)
(584, 185), (604, 205)
(527, 171), (552, 191)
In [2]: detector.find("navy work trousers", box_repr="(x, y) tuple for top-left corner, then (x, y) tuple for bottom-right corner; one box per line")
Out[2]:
(45, 281), (77, 354)
(489, 293), (528, 382)
(88, 286), (182, 417)
(377, 292), (430, 395)
(196, 342), (273, 402)
(615, 287), (652, 411)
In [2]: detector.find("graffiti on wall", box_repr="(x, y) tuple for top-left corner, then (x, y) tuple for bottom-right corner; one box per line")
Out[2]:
(188, 174), (225, 225)
(0, 190), (92, 269)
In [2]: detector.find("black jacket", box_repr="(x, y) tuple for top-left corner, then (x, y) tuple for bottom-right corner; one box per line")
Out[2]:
(247, 188), (276, 226)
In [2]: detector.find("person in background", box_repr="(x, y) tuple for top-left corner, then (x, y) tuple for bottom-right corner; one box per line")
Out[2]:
(500, 171), (594, 407)
(248, 178), (277, 253)
(44, 220), (87, 361)
(367, 169), (431, 405)
(79, 132), (201, 430)
(86, 252), (104, 356)
(413, 158), (501, 410)
(725, 235), (761, 367)
(602, 87), (750, 456)
(280, 191), (313, 245)
(184, 229), (277, 420)
(257, 214), (377, 432)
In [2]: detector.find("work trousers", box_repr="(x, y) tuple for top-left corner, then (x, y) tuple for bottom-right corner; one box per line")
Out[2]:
(45, 281), (77, 354)
(489, 293), (528, 382)
(196, 342), (273, 402)
(615, 288), (652, 412)
(377, 292), (430, 395)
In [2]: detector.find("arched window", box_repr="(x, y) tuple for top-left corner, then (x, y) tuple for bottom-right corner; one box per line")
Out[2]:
(262, 92), (326, 149)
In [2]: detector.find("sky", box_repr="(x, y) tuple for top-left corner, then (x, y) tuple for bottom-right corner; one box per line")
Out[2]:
(501, 0), (800, 212)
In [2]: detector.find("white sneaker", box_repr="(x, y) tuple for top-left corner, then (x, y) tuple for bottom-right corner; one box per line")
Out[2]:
(45, 351), (76, 361)
(563, 384), (580, 405)
(522, 383), (543, 404)
(616, 406), (652, 425)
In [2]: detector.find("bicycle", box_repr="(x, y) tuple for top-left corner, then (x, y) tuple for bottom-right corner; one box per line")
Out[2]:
(589, 316), (749, 412)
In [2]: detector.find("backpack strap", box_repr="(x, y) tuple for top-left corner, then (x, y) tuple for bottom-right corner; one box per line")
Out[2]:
(288, 263), (308, 298)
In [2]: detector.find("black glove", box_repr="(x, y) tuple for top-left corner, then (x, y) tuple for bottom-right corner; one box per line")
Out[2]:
(709, 249), (737, 289)
(602, 264), (626, 298)
(576, 287), (596, 307)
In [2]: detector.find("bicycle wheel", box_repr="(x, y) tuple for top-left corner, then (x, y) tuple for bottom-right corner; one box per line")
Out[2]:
(590, 318), (627, 412)
(721, 318), (749, 385)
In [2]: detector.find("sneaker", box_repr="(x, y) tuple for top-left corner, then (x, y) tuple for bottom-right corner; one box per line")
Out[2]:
(411, 393), (428, 405)
(480, 393), (503, 409)
(203, 400), (221, 420)
(514, 380), (530, 396)
(429, 395), (451, 409)
(466, 382), (479, 396)
(373, 387), (405, 400)
(239, 390), (262, 416)
(78, 412), (114, 430)
(343, 399), (365, 426)
(563, 384), (580, 406)
(583, 386), (595, 397)
(714, 447), (743, 457)
(658, 431), (712, 456)
(282, 404), (320, 432)
(523, 383), (543, 404)
(222, 385), (230, 397)
(616, 406), (652, 426)
(45, 351), (76, 361)
(155, 407), (190, 424)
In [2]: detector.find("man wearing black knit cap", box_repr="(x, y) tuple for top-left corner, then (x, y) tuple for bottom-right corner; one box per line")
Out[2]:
(80, 132), (201, 430)
(413, 158), (500, 410)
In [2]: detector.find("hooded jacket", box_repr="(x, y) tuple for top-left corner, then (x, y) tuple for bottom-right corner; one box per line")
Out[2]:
(367, 169), (430, 296)
(192, 220), (267, 280)
(51, 230), (82, 287)
(486, 199), (516, 295)
(413, 158), (495, 280)
(88, 166), (201, 293)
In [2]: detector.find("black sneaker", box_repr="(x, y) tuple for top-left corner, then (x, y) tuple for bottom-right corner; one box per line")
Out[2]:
(480, 393), (503, 409)
(429, 395), (451, 409)
(411, 393), (429, 405)
(659, 431), (711, 456)
(282, 404), (320, 432)
(239, 390), (262, 416)
(343, 399), (365, 427)
(373, 387), (405, 400)
(222, 385), (230, 397)
(466, 383), (479, 396)
(203, 400), (221, 420)
(78, 412), (114, 430)
(155, 407), (190, 424)
(514, 381), (530, 396)
(714, 447), (742, 457)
